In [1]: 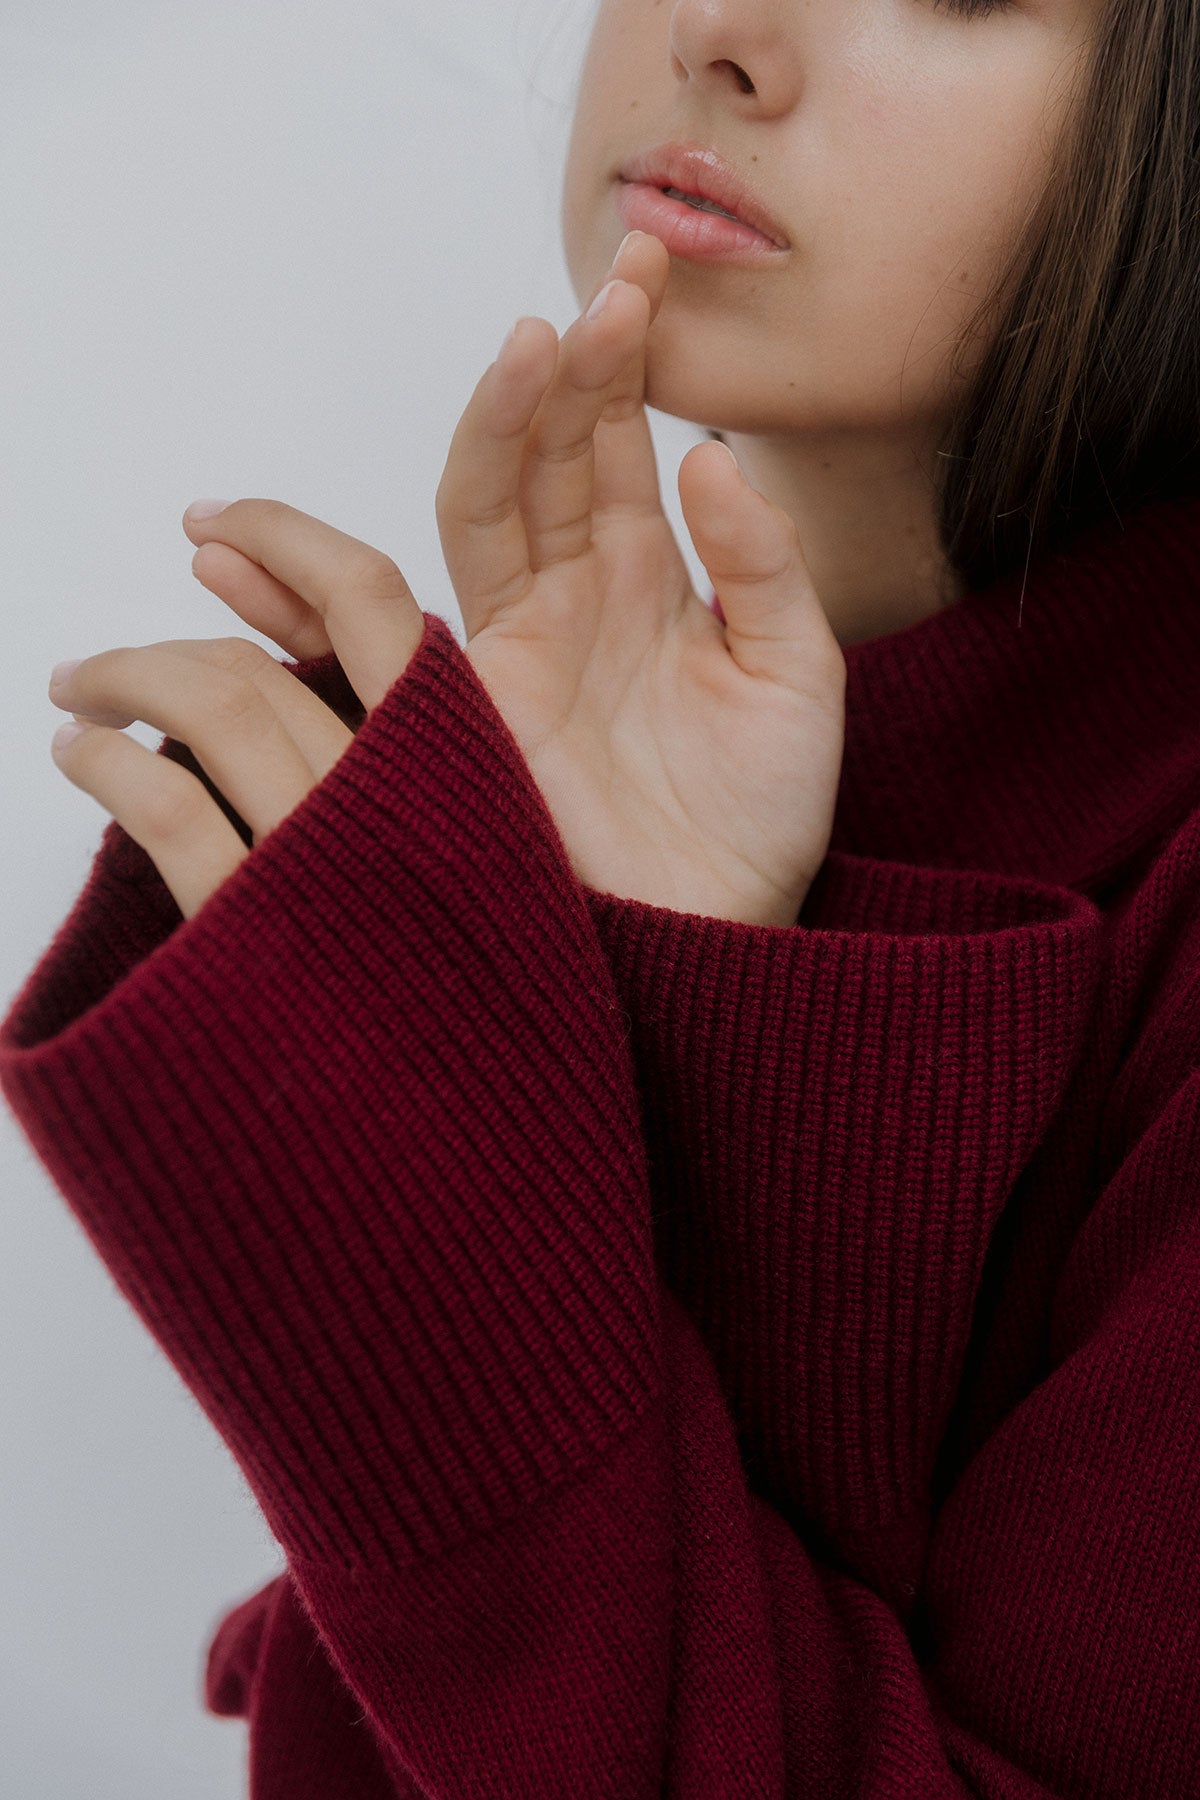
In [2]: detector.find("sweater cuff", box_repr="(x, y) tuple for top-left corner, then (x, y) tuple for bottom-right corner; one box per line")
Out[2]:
(583, 848), (1102, 1088)
(582, 851), (1104, 1573)
(0, 613), (662, 1571)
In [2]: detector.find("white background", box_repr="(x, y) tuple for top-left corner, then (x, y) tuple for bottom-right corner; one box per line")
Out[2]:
(0, 4), (711, 1793)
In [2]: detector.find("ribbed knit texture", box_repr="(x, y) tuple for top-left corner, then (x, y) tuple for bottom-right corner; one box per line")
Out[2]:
(3, 488), (1200, 1796)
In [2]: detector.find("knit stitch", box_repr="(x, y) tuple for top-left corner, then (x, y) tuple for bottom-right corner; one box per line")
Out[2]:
(3, 490), (1200, 1796)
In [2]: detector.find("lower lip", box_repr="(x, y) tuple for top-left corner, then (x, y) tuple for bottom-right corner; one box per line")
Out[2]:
(614, 181), (788, 263)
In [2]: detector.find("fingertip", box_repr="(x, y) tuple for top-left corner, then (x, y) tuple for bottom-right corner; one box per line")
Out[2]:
(712, 441), (743, 478)
(499, 316), (536, 359)
(51, 719), (91, 754)
(678, 438), (751, 514)
(683, 436), (743, 477)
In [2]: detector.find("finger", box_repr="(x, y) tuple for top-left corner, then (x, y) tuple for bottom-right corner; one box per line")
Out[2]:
(434, 313), (559, 635)
(181, 500), (424, 712)
(435, 284), (649, 635)
(435, 234), (667, 640)
(48, 639), (345, 841)
(171, 634), (359, 781)
(678, 441), (844, 692)
(514, 276), (653, 575)
(50, 721), (250, 923)
(53, 635), (355, 784)
(511, 230), (672, 563)
(191, 539), (335, 664)
(586, 230), (672, 520)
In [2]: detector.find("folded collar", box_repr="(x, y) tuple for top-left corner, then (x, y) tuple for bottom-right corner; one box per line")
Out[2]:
(820, 492), (1200, 893)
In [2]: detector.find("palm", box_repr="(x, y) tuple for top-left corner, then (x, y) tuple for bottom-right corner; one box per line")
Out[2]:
(436, 231), (844, 927)
(464, 503), (841, 926)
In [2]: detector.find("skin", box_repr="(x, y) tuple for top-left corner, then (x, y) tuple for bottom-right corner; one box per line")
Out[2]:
(561, 0), (1099, 646)
(48, 234), (847, 927)
(44, 0), (1098, 925)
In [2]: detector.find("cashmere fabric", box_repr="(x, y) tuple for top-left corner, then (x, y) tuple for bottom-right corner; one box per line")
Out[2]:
(3, 489), (1200, 1796)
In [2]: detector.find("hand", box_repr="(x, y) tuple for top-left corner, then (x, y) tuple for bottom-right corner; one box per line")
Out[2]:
(441, 230), (846, 927)
(48, 230), (846, 928)
(46, 512), (426, 922)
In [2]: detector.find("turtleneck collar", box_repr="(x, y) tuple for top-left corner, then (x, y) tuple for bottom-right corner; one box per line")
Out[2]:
(813, 491), (1200, 897)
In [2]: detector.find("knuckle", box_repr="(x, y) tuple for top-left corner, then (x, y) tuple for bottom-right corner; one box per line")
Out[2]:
(465, 493), (518, 532)
(347, 550), (409, 605)
(209, 670), (267, 731)
(528, 427), (592, 470)
(205, 636), (277, 679)
(599, 393), (642, 426)
(91, 644), (138, 678)
(247, 497), (288, 526)
(136, 767), (210, 845)
(734, 556), (792, 591)
(434, 485), (471, 532)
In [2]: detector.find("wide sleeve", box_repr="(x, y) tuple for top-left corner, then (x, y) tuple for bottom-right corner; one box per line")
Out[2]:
(581, 844), (1200, 1794)
(580, 854), (1106, 1618)
(5, 609), (1184, 1798)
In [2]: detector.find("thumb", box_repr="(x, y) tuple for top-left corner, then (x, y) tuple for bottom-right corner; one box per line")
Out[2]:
(679, 440), (835, 687)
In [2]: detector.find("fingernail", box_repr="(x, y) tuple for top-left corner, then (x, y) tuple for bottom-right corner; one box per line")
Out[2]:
(587, 280), (619, 322)
(615, 231), (639, 261)
(714, 441), (742, 477)
(50, 657), (82, 690)
(498, 318), (526, 360)
(51, 721), (88, 752)
(185, 499), (230, 521)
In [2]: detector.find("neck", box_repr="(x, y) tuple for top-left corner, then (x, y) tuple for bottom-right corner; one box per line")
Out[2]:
(722, 423), (965, 648)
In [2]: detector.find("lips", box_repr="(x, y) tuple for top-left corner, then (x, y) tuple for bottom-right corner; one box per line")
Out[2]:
(617, 142), (790, 250)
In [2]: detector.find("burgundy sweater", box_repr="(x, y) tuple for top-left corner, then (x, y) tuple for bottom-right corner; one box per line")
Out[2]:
(3, 491), (1200, 1797)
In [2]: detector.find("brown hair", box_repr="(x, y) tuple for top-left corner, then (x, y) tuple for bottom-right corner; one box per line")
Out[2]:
(709, 0), (1200, 606)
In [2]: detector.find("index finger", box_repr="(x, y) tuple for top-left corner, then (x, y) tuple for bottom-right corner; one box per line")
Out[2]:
(181, 499), (425, 713)
(587, 230), (671, 519)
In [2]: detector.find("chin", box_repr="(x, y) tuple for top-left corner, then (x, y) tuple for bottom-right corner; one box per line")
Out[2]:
(641, 348), (745, 437)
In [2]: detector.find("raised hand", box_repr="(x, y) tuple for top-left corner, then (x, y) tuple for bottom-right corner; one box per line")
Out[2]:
(437, 228), (846, 925)
(48, 230), (846, 929)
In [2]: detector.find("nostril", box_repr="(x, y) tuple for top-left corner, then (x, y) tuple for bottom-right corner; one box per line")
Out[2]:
(720, 61), (755, 96)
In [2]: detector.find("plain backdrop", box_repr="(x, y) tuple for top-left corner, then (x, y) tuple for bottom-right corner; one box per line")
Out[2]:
(0, 4), (713, 1793)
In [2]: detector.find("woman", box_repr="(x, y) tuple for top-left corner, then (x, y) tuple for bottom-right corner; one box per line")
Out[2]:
(4, 0), (1199, 1792)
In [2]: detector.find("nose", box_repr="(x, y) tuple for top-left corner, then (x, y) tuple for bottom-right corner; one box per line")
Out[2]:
(668, 0), (801, 115)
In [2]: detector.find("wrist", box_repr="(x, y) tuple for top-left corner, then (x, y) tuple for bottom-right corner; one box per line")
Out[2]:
(583, 878), (808, 929)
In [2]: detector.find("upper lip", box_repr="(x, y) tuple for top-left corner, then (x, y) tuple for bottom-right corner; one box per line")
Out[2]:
(617, 142), (790, 250)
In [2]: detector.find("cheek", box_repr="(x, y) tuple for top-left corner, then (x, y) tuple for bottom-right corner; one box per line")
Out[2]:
(812, 103), (1049, 417)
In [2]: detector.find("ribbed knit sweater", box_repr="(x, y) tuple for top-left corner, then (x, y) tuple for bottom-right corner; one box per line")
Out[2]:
(3, 490), (1200, 1797)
